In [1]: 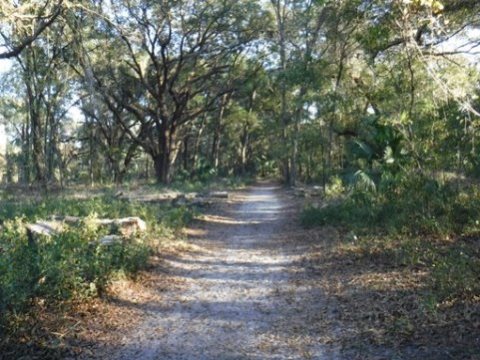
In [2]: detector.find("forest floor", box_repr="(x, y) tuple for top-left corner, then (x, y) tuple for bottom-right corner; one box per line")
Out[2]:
(69, 183), (340, 359)
(4, 183), (477, 359)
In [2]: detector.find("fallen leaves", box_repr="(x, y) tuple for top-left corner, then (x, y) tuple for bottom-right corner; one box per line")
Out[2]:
(300, 227), (480, 358)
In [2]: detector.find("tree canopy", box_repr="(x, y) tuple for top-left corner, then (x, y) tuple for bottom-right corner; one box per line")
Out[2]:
(0, 0), (479, 186)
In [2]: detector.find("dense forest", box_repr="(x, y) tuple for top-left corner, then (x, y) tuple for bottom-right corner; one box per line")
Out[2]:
(1, 0), (480, 358)
(0, 0), (478, 187)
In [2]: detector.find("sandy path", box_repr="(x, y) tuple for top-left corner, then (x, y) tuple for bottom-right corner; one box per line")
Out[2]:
(112, 184), (333, 359)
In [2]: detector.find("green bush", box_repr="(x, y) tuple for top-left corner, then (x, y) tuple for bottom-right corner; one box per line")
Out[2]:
(163, 206), (194, 229)
(0, 194), (193, 328)
(302, 173), (480, 303)
(164, 174), (253, 194)
(0, 220), (151, 319)
(303, 174), (480, 235)
(0, 219), (39, 313)
(0, 196), (162, 224)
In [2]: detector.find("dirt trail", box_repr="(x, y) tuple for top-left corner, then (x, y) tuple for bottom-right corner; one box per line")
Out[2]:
(111, 184), (336, 360)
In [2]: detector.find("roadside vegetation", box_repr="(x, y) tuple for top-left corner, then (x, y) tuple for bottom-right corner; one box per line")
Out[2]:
(0, 186), (196, 352)
(302, 173), (480, 356)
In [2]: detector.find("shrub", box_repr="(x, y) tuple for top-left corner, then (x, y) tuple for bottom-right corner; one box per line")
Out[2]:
(0, 221), (151, 319)
(325, 175), (346, 198)
(0, 194), (192, 328)
(163, 206), (194, 229)
(302, 172), (480, 304)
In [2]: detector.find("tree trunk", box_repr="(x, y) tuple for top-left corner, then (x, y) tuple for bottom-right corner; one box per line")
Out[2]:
(145, 157), (150, 181)
(211, 130), (221, 170)
(153, 152), (170, 184)
(30, 109), (45, 184)
(46, 114), (60, 184)
(112, 162), (123, 185)
(327, 42), (346, 183)
(240, 125), (249, 175)
(88, 120), (95, 187)
(183, 135), (189, 171)
(21, 121), (31, 184)
(6, 150), (13, 184)
(211, 94), (230, 171)
(151, 122), (172, 184)
(291, 127), (298, 186)
(240, 89), (256, 176)
(168, 134), (181, 183)
(25, 74), (45, 185)
(272, 0), (290, 185)
(192, 116), (206, 176)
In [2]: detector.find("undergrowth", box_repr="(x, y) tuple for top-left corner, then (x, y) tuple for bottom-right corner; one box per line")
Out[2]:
(164, 175), (255, 193)
(302, 174), (480, 304)
(0, 195), (194, 336)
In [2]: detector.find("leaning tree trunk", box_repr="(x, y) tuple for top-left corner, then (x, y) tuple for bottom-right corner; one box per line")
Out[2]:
(240, 89), (256, 176)
(182, 135), (189, 171)
(192, 116), (206, 176)
(211, 128), (221, 171)
(240, 125), (249, 175)
(212, 94), (232, 171)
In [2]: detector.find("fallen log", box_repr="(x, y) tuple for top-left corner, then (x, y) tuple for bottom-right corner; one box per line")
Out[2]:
(26, 221), (64, 242)
(293, 187), (306, 197)
(189, 198), (213, 207)
(50, 215), (82, 224)
(171, 194), (188, 206)
(27, 216), (147, 245)
(310, 186), (323, 197)
(112, 217), (147, 236)
(98, 234), (124, 246)
(208, 191), (229, 199)
(293, 186), (323, 198)
(50, 215), (147, 236)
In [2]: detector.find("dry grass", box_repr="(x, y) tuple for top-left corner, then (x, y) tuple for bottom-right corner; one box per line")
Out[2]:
(298, 227), (480, 359)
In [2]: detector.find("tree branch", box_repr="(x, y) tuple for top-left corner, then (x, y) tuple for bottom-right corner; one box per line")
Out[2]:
(0, 1), (64, 59)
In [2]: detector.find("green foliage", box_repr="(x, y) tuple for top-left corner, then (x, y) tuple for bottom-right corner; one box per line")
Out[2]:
(0, 219), (38, 314)
(325, 175), (345, 197)
(429, 244), (480, 301)
(162, 206), (194, 230)
(361, 234), (480, 304)
(168, 175), (253, 194)
(0, 195), (161, 225)
(304, 174), (480, 234)
(0, 221), (151, 316)
(0, 193), (194, 328)
(302, 173), (480, 304)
